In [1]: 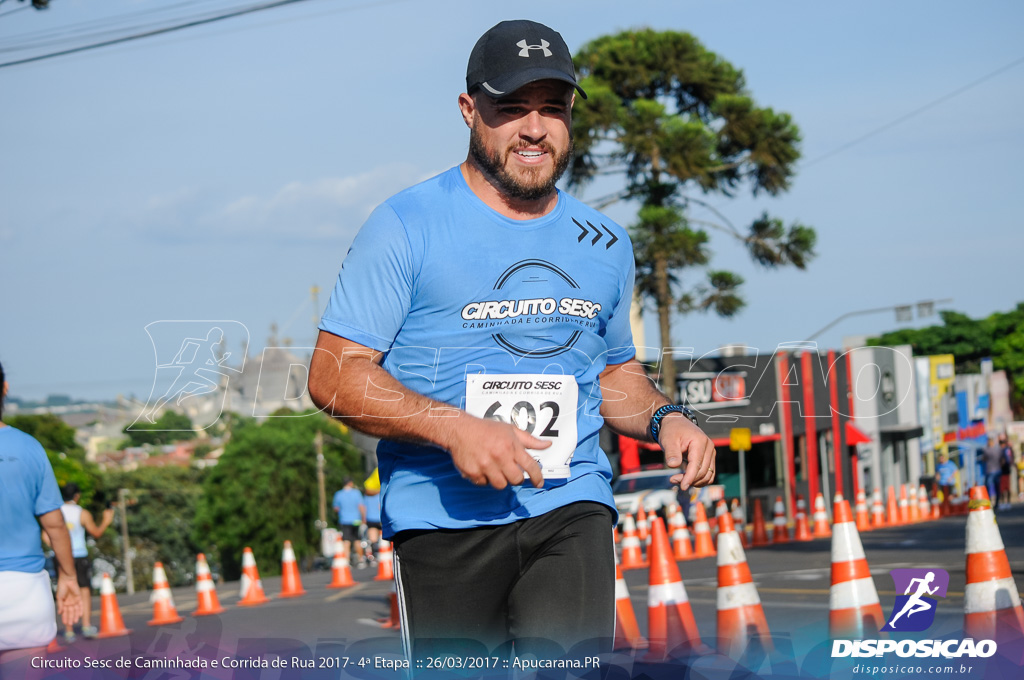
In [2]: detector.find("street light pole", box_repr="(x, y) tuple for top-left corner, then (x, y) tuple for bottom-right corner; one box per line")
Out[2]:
(315, 430), (326, 530)
(117, 488), (134, 594)
(805, 298), (953, 341)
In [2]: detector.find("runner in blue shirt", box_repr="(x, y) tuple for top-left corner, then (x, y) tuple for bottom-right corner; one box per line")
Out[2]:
(308, 20), (716, 661)
(331, 479), (365, 565)
(0, 361), (82, 652)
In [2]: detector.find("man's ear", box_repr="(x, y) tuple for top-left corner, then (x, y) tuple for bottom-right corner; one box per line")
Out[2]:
(458, 92), (476, 129)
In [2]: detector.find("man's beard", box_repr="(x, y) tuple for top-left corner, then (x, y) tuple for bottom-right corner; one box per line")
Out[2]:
(469, 121), (573, 202)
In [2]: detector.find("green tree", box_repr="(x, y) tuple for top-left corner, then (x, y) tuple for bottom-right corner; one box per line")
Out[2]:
(6, 413), (98, 502)
(123, 410), (197, 447)
(191, 413), (364, 581)
(869, 303), (1024, 413)
(570, 29), (817, 394)
(94, 466), (206, 589)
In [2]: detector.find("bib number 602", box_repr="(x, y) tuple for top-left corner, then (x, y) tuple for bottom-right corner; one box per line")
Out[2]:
(482, 400), (560, 437)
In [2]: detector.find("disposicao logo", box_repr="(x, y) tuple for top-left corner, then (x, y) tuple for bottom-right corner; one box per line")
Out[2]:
(881, 568), (949, 632)
(832, 567), (997, 659)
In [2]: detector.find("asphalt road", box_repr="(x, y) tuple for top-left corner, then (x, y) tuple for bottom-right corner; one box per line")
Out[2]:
(5, 506), (1021, 679)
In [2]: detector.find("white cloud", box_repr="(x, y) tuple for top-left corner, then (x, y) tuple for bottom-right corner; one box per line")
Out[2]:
(128, 163), (438, 244)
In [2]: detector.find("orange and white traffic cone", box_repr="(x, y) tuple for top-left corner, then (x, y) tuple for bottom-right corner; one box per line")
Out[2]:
(279, 540), (307, 598)
(793, 495), (812, 542)
(375, 539), (395, 582)
(238, 547), (269, 606)
(887, 486), (901, 526)
(771, 496), (789, 543)
(828, 499), (884, 639)
(620, 514), (646, 570)
(751, 498), (770, 547)
(871, 489), (886, 529)
(908, 485), (920, 523)
(193, 553), (225, 616)
(644, 517), (702, 661)
(931, 491), (942, 521)
(691, 503), (716, 558)
(855, 491), (871, 533)
(669, 504), (694, 561)
(716, 511), (772, 657)
(377, 582), (401, 630)
(812, 493), (832, 538)
(148, 562), (184, 625)
(963, 486), (1024, 643)
(327, 536), (355, 589)
(613, 558), (647, 651)
(636, 508), (650, 544)
(730, 499), (750, 549)
(917, 485), (931, 521)
(96, 573), (131, 638)
(898, 484), (909, 524)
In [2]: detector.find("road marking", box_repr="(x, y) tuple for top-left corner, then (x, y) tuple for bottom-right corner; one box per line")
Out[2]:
(325, 583), (368, 602)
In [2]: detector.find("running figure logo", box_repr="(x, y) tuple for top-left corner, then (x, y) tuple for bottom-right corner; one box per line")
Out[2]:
(881, 568), (950, 632)
(133, 321), (249, 431)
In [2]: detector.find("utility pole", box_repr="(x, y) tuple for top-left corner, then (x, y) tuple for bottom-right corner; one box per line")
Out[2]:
(310, 285), (321, 330)
(315, 430), (327, 530)
(117, 488), (134, 594)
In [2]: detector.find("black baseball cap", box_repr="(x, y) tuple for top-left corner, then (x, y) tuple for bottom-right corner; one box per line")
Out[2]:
(466, 20), (587, 99)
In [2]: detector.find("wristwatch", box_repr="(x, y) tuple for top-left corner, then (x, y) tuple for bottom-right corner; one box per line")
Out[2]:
(649, 404), (699, 445)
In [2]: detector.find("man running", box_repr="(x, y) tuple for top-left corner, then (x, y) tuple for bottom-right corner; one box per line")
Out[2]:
(331, 478), (365, 568)
(308, 19), (715, 661)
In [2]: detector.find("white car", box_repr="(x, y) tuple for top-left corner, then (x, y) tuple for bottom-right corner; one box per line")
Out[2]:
(612, 468), (682, 522)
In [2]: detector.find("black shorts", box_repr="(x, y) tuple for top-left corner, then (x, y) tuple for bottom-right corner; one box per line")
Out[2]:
(74, 557), (92, 588)
(339, 524), (361, 543)
(392, 501), (615, 661)
(366, 521), (382, 531)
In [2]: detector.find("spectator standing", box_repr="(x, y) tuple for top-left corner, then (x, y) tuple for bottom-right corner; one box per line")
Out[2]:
(935, 451), (959, 506)
(0, 360), (82, 653)
(981, 436), (1004, 514)
(332, 478), (365, 567)
(997, 434), (1013, 510)
(57, 483), (114, 640)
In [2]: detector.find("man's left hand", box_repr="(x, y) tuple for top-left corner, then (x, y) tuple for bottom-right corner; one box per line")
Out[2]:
(658, 414), (716, 491)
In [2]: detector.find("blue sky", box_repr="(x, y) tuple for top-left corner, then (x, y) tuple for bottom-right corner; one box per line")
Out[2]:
(2, 0), (1022, 401)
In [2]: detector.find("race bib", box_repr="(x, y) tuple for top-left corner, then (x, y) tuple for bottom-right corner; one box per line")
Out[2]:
(465, 374), (579, 479)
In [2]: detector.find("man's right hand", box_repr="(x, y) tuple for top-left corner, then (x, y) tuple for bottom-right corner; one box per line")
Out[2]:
(447, 416), (549, 490)
(55, 573), (83, 629)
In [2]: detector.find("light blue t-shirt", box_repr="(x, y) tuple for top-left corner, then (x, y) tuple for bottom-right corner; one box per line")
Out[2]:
(936, 460), (958, 486)
(332, 487), (365, 525)
(0, 425), (64, 572)
(365, 493), (381, 524)
(320, 166), (636, 538)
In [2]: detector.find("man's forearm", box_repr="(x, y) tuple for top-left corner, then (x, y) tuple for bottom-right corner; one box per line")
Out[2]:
(310, 352), (463, 449)
(598, 359), (673, 441)
(39, 509), (76, 579)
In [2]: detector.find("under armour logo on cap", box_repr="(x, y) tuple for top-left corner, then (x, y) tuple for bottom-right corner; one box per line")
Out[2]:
(466, 19), (587, 99)
(517, 39), (552, 57)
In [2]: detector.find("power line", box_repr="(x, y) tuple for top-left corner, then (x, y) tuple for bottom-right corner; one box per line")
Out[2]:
(0, 0), (215, 52)
(0, 0), (323, 69)
(803, 54), (1024, 167)
(0, 3), (31, 18)
(0, 1), (272, 54)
